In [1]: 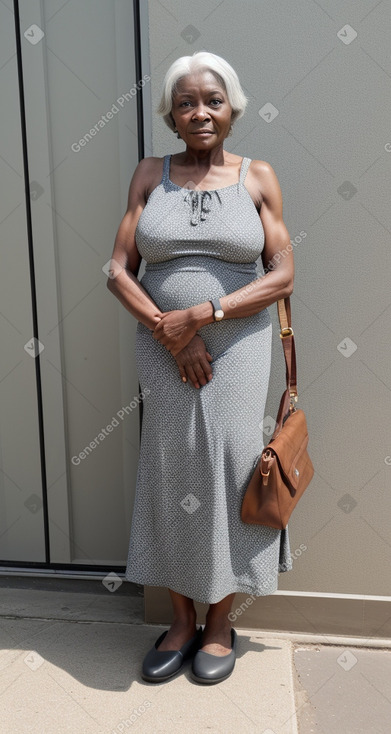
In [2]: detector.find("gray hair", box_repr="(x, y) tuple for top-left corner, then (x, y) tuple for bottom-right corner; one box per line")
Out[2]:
(156, 51), (248, 133)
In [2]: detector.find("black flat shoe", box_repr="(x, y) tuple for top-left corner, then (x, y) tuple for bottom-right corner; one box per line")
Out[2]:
(141, 626), (203, 682)
(191, 628), (237, 684)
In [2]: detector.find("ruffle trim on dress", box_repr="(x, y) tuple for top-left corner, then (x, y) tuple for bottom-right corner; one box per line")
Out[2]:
(183, 188), (223, 226)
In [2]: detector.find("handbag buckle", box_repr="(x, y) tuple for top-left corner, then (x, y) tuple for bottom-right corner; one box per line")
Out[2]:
(289, 392), (298, 412)
(260, 449), (272, 477)
(280, 327), (294, 338)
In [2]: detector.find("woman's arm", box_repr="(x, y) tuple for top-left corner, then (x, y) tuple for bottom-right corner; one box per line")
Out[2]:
(196, 161), (294, 321)
(107, 158), (214, 388)
(153, 161), (294, 354)
(106, 157), (164, 330)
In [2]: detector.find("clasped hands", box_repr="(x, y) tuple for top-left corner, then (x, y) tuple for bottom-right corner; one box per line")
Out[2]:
(152, 308), (213, 389)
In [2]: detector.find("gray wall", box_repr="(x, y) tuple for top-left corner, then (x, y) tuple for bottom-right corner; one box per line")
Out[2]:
(144, 0), (391, 597)
(0, 0), (141, 567)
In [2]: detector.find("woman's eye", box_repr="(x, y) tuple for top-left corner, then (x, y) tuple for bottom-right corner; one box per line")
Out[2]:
(179, 99), (223, 107)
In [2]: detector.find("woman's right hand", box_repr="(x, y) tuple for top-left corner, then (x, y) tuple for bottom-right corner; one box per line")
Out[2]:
(174, 334), (213, 389)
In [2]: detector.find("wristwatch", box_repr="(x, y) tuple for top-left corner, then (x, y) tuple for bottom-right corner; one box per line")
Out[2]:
(210, 297), (225, 322)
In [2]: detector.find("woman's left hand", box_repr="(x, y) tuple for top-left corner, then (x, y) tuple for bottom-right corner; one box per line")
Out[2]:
(152, 309), (197, 356)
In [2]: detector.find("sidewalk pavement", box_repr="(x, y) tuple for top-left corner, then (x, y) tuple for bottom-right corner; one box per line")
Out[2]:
(0, 575), (390, 733)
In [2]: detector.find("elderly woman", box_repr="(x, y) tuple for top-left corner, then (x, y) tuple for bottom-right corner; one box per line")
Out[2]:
(107, 50), (294, 684)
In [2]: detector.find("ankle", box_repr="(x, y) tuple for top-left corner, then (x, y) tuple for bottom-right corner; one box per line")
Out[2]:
(204, 612), (232, 630)
(172, 612), (197, 628)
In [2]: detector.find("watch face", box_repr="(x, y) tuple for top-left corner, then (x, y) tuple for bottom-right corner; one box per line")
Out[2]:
(215, 309), (224, 321)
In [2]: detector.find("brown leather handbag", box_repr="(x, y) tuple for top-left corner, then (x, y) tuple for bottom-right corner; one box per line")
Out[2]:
(240, 297), (314, 529)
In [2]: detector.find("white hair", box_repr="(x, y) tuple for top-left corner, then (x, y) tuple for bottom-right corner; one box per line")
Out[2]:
(156, 51), (248, 133)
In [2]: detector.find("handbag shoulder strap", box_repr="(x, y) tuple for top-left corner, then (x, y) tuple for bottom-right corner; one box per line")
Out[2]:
(271, 297), (298, 439)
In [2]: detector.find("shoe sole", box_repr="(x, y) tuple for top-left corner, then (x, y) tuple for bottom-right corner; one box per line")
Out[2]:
(142, 660), (193, 683)
(141, 671), (178, 682)
(190, 667), (235, 685)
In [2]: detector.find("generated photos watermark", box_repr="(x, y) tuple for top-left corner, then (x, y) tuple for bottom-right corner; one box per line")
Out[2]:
(228, 544), (307, 622)
(71, 74), (151, 152)
(71, 388), (150, 466)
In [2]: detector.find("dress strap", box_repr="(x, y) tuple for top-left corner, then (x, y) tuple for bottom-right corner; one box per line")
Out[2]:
(162, 154), (171, 184)
(164, 154), (250, 186)
(239, 156), (252, 184)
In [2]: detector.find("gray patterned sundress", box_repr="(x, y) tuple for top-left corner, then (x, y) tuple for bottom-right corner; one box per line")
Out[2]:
(124, 154), (293, 603)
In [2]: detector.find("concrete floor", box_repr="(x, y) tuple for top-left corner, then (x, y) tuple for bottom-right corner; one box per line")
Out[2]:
(0, 575), (390, 733)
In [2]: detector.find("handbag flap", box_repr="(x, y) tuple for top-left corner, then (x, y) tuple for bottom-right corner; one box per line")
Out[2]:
(263, 409), (309, 492)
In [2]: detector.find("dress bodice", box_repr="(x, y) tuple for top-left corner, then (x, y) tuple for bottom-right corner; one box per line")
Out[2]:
(135, 154), (265, 264)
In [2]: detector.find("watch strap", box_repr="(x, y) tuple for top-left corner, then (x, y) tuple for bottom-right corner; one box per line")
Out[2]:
(210, 298), (222, 319)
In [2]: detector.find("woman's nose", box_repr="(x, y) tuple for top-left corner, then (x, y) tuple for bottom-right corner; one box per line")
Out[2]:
(192, 106), (210, 119)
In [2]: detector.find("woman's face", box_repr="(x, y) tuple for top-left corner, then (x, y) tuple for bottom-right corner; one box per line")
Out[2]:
(170, 70), (233, 147)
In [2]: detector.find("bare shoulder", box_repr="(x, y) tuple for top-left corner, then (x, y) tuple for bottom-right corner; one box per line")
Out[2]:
(131, 156), (165, 204)
(246, 159), (282, 211)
